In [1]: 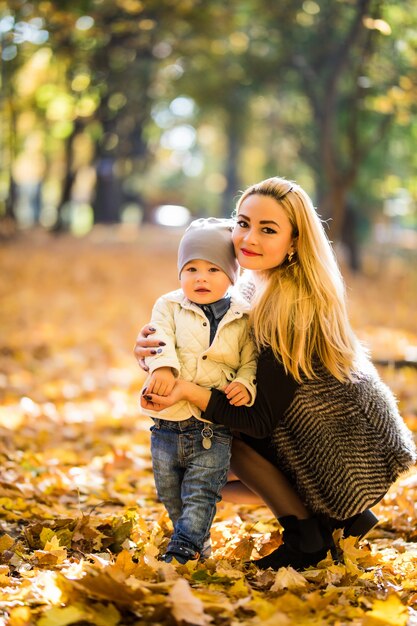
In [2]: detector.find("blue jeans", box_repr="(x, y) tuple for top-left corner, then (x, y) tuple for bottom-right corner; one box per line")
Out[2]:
(151, 417), (232, 559)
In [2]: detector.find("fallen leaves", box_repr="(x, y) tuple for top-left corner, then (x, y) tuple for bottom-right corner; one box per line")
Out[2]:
(170, 578), (213, 626)
(0, 229), (416, 625)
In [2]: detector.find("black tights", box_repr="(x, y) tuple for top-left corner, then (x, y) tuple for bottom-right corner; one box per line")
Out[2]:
(221, 437), (310, 519)
(222, 437), (383, 524)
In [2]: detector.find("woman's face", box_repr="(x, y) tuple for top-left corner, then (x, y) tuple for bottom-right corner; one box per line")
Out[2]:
(233, 194), (295, 271)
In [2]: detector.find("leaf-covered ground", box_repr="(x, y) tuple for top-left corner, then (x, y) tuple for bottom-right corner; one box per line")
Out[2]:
(1, 227), (417, 626)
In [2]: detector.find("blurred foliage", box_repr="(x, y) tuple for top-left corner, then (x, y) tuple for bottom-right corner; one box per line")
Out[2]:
(0, 0), (416, 239)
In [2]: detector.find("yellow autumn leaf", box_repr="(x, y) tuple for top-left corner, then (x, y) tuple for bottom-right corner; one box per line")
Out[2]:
(228, 576), (250, 597)
(7, 605), (32, 626)
(37, 605), (87, 626)
(215, 564), (245, 579)
(0, 533), (14, 552)
(40, 527), (56, 548)
(270, 566), (308, 592)
(169, 578), (212, 626)
(0, 565), (10, 585)
(113, 549), (139, 578)
(251, 611), (291, 626)
(142, 541), (161, 569)
(66, 565), (150, 607)
(229, 536), (255, 560)
(248, 594), (293, 621)
(362, 593), (408, 626)
(38, 602), (121, 626)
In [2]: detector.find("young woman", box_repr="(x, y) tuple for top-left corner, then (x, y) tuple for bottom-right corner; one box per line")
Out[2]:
(136, 177), (416, 570)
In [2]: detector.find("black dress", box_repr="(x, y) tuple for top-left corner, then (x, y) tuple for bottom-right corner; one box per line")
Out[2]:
(205, 348), (298, 465)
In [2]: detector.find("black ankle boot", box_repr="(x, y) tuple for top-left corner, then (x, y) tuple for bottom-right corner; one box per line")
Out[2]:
(331, 509), (379, 539)
(252, 516), (335, 571)
(344, 509), (378, 538)
(161, 544), (199, 565)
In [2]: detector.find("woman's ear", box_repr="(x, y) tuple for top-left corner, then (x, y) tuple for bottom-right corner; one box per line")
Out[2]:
(288, 242), (297, 256)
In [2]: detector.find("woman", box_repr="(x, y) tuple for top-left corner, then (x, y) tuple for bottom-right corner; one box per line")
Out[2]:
(136, 177), (416, 570)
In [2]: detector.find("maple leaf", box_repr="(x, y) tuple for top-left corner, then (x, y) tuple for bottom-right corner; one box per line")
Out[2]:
(0, 565), (10, 585)
(6, 605), (32, 626)
(270, 566), (308, 592)
(66, 567), (149, 607)
(0, 533), (14, 552)
(228, 536), (255, 560)
(362, 593), (408, 625)
(169, 578), (213, 626)
(37, 601), (121, 626)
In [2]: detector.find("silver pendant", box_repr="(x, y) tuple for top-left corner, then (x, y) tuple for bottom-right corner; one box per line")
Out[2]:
(201, 426), (213, 450)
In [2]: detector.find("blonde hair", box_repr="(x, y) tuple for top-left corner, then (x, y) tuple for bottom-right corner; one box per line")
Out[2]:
(236, 177), (358, 382)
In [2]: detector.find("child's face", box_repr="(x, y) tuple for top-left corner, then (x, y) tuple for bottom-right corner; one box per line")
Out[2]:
(180, 259), (232, 304)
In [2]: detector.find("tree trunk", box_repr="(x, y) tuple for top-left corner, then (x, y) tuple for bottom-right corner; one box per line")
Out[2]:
(52, 122), (82, 233)
(220, 112), (242, 218)
(93, 157), (122, 224)
(320, 184), (349, 243)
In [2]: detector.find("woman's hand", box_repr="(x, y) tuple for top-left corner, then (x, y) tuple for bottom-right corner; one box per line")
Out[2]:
(133, 324), (166, 371)
(140, 379), (189, 412)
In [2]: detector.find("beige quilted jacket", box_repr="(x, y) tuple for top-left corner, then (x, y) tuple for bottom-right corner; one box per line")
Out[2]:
(141, 289), (257, 421)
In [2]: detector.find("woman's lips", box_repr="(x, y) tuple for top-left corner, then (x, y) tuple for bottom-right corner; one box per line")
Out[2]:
(240, 248), (262, 257)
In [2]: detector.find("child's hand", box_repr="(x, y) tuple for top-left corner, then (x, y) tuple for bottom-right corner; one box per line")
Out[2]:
(224, 381), (251, 406)
(147, 367), (176, 396)
(141, 379), (191, 412)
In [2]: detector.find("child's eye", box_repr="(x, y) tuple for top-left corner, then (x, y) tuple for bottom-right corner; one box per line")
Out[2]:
(186, 267), (197, 272)
(208, 267), (220, 272)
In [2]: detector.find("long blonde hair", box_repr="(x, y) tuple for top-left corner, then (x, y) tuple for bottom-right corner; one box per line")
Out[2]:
(237, 177), (358, 382)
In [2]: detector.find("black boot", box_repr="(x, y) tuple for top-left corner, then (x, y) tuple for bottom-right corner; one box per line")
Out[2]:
(344, 509), (378, 538)
(331, 509), (379, 539)
(251, 516), (335, 571)
(160, 544), (199, 565)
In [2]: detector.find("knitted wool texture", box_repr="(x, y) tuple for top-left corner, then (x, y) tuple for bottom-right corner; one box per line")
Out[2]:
(272, 358), (417, 519)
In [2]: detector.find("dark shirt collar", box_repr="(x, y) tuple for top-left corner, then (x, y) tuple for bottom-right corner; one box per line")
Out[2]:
(197, 295), (231, 319)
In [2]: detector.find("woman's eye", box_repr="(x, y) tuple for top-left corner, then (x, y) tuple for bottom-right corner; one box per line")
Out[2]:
(262, 227), (277, 234)
(236, 220), (248, 228)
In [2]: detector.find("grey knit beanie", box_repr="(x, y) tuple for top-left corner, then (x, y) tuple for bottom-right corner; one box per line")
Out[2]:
(178, 218), (239, 284)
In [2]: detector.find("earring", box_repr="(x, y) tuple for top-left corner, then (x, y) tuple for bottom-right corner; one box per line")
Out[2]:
(287, 251), (294, 263)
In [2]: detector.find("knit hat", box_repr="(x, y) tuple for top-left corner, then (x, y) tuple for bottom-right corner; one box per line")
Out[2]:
(178, 217), (239, 284)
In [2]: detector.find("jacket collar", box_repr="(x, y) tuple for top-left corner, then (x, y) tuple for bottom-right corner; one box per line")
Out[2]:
(164, 288), (251, 314)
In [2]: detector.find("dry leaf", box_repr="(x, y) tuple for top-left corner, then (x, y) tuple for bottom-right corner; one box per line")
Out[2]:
(362, 593), (408, 625)
(169, 578), (212, 626)
(270, 566), (308, 592)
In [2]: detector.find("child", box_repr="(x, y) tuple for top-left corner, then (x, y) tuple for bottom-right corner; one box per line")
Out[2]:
(140, 218), (257, 564)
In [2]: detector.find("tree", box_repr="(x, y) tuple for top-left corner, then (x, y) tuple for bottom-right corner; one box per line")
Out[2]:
(274, 0), (415, 240)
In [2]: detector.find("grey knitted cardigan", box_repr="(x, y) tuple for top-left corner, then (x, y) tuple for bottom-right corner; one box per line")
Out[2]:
(271, 355), (416, 519)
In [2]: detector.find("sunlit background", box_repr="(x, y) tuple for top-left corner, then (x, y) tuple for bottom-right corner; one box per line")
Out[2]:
(0, 0), (416, 269)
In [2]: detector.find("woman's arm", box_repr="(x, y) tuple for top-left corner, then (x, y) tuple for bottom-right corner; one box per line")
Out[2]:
(141, 379), (211, 412)
(142, 349), (299, 438)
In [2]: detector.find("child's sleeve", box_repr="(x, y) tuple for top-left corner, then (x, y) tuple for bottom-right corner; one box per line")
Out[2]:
(144, 297), (181, 377)
(232, 329), (258, 406)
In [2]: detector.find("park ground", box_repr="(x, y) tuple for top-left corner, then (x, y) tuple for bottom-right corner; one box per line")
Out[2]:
(0, 226), (417, 626)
